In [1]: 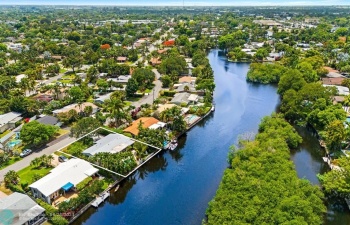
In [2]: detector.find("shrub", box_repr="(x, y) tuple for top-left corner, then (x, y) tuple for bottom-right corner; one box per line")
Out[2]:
(76, 177), (92, 191)
(161, 90), (176, 97)
(51, 214), (68, 225)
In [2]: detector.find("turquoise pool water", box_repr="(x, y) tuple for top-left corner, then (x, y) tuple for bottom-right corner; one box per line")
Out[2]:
(7, 140), (22, 148)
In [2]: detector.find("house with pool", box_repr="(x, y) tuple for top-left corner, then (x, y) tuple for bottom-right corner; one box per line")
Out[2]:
(29, 158), (98, 204)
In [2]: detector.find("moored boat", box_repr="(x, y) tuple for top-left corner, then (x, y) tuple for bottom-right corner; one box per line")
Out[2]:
(168, 140), (178, 151)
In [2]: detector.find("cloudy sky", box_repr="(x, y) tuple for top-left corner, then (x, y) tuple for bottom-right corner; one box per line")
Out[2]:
(2, 0), (350, 5)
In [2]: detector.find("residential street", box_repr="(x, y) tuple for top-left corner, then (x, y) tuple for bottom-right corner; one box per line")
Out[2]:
(132, 69), (162, 107)
(0, 136), (76, 181)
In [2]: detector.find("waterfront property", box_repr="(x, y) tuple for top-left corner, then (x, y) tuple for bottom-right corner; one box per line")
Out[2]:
(170, 93), (199, 105)
(82, 134), (135, 157)
(0, 192), (46, 225)
(123, 117), (162, 136)
(0, 112), (22, 133)
(29, 158), (99, 204)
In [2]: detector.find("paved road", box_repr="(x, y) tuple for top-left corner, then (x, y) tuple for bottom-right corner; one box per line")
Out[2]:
(132, 69), (162, 108)
(0, 136), (76, 181)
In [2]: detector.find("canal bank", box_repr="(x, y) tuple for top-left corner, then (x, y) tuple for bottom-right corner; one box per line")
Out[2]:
(291, 126), (350, 225)
(72, 50), (280, 225)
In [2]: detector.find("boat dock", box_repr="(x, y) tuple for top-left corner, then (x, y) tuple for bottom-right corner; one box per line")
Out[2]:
(91, 192), (110, 208)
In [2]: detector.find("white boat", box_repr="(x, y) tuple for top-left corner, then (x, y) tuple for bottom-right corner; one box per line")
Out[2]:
(211, 106), (215, 112)
(168, 140), (178, 151)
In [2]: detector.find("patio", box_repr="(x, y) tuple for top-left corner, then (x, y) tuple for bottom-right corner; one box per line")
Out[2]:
(52, 191), (78, 208)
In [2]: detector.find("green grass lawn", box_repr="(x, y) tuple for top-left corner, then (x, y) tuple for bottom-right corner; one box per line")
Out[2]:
(18, 165), (52, 185)
(59, 68), (67, 73)
(61, 74), (75, 79)
(101, 178), (114, 190)
(0, 157), (22, 170)
(59, 79), (72, 84)
(126, 96), (142, 102)
(55, 129), (69, 137)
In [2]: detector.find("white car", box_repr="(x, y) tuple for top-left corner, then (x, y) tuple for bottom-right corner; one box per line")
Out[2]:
(20, 149), (32, 157)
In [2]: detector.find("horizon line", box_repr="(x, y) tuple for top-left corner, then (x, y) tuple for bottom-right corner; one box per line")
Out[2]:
(1, 4), (350, 7)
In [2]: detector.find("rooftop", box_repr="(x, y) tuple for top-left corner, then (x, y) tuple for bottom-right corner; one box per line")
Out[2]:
(0, 192), (45, 225)
(322, 77), (345, 86)
(29, 158), (98, 197)
(37, 115), (59, 126)
(170, 93), (191, 105)
(83, 134), (134, 156)
(323, 84), (349, 96)
(0, 112), (22, 127)
(179, 76), (196, 83)
(123, 117), (160, 136)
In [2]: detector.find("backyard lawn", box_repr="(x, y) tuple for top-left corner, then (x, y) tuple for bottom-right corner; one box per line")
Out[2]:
(18, 165), (52, 185)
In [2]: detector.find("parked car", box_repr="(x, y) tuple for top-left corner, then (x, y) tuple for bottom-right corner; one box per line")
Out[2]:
(58, 155), (68, 162)
(20, 149), (32, 157)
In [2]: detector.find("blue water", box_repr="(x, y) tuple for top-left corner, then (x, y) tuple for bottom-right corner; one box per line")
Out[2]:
(73, 49), (280, 225)
(7, 140), (21, 148)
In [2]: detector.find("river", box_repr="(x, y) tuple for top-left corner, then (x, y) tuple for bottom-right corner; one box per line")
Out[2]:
(73, 49), (350, 225)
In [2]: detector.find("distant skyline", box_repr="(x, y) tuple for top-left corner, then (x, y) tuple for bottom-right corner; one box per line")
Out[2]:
(2, 0), (350, 6)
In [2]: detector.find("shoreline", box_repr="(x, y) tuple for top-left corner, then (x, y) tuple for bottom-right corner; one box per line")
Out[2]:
(67, 105), (215, 224)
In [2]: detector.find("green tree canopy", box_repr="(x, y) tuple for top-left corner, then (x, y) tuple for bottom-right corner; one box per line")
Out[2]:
(20, 121), (58, 147)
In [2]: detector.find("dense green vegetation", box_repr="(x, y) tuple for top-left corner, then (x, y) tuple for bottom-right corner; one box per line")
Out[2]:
(20, 120), (59, 147)
(246, 54), (347, 153)
(205, 114), (325, 224)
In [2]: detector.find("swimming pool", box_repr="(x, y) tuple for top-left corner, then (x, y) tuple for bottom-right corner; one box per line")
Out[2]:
(184, 114), (200, 125)
(7, 140), (22, 148)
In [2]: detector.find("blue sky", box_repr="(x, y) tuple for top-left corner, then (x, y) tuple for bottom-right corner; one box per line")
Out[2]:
(2, 0), (350, 5)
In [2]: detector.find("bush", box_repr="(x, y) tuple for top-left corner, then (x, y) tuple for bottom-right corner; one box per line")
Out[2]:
(51, 214), (68, 225)
(36, 199), (58, 215)
(76, 176), (92, 191)
(161, 90), (176, 97)
(7, 184), (24, 193)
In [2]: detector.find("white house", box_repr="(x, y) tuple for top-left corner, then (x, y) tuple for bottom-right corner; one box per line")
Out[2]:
(0, 112), (22, 133)
(29, 158), (98, 204)
(0, 192), (45, 225)
(82, 134), (135, 157)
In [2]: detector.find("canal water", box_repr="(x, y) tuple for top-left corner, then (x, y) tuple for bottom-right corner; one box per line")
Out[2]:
(74, 50), (279, 225)
(73, 49), (350, 225)
(292, 126), (350, 224)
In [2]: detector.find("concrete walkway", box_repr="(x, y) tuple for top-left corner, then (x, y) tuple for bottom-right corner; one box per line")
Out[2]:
(0, 136), (76, 181)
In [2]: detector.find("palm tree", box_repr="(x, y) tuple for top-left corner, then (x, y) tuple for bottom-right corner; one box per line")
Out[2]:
(30, 158), (41, 168)
(4, 170), (19, 186)
(47, 155), (54, 167)
(133, 142), (148, 161)
(84, 105), (93, 117)
(105, 96), (127, 127)
(53, 83), (62, 100)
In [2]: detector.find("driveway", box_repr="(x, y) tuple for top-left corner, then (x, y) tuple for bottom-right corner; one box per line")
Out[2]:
(0, 136), (76, 181)
(132, 69), (162, 108)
